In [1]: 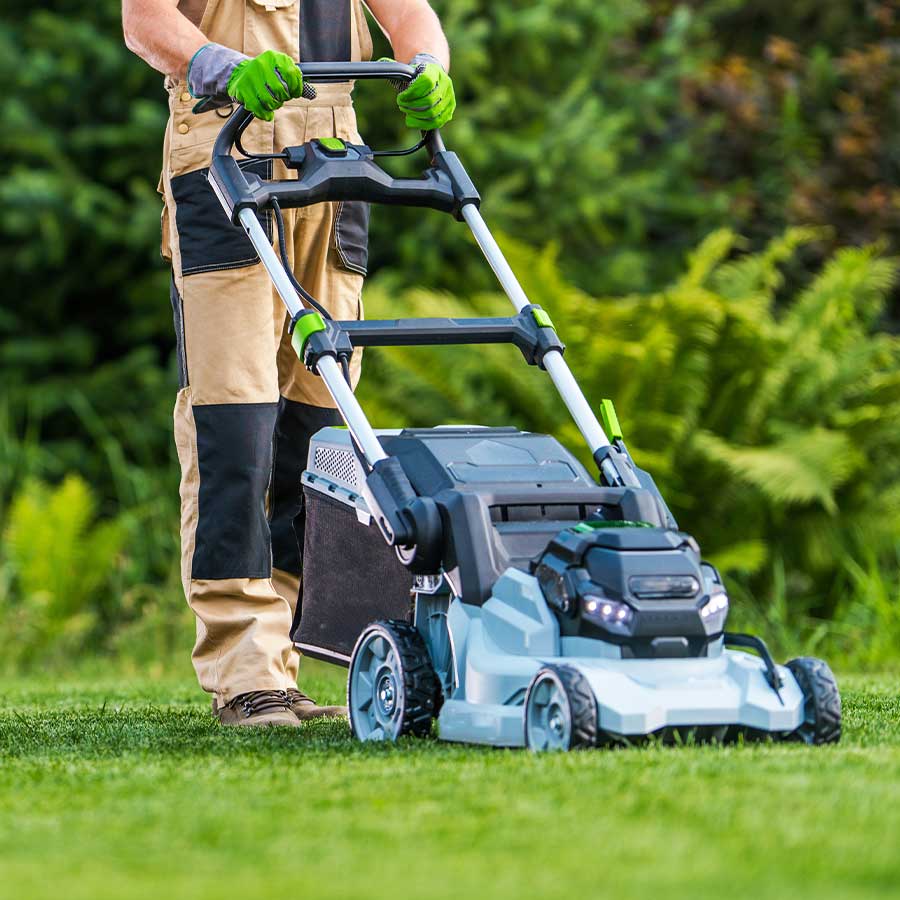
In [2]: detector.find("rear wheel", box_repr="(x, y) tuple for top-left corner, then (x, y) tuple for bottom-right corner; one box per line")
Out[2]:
(786, 657), (841, 745)
(348, 620), (440, 742)
(524, 665), (598, 751)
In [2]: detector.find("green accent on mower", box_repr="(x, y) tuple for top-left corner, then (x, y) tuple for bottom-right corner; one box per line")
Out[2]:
(291, 311), (326, 359)
(599, 398), (624, 441)
(531, 307), (555, 329)
(317, 137), (347, 154)
(571, 520), (654, 533)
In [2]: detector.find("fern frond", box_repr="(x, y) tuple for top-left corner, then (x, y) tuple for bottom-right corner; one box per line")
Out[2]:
(692, 428), (860, 512)
(677, 228), (738, 289)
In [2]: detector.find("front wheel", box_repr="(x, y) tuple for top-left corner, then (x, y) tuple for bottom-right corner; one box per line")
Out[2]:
(786, 657), (842, 745)
(524, 665), (598, 751)
(348, 620), (440, 742)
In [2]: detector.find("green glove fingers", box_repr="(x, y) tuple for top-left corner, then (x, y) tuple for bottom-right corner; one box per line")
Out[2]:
(227, 50), (304, 121)
(274, 53), (304, 98)
(394, 56), (456, 131)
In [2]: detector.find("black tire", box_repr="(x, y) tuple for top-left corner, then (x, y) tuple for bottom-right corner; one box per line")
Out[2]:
(524, 664), (598, 751)
(786, 657), (842, 745)
(348, 619), (441, 741)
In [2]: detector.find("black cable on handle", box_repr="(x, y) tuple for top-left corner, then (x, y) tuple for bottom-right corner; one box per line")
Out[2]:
(270, 197), (333, 321)
(372, 136), (427, 158)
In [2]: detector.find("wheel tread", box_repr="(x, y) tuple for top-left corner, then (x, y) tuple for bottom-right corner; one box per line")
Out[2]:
(525, 664), (598, 750)
(786, 656), (842, 745)
(375, 619), (441, 738)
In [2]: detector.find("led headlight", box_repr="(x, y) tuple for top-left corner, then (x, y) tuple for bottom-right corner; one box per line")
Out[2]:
(582, 593), (634, 633)
(699, 562), (729, 622)
(700, 588), (729, 619)
(628, 575), (699, 599)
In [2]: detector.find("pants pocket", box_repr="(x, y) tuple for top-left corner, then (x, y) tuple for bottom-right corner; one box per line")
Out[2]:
(332, 200), (370, 275)
(171, 159), (273, 276)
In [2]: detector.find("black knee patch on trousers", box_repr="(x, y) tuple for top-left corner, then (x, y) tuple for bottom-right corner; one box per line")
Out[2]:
(192, 402), (279, 580)
(269, 398), (341, 574)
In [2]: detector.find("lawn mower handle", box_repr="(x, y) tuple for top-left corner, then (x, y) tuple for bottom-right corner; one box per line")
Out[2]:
(208, 60), (632, 494)
(209, 61), (465, 224)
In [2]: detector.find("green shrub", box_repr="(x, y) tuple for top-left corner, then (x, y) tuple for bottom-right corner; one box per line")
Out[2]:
(0, 474), (187, 671)
(3, 1), (898, 527)
(359, 0), (726, 294)
(0, 476), (125, 667)
(1, 3), (898, 671)
(2, 232), (898, 671)
(684, 25), (900, 310)
(0, 3), (177, 517)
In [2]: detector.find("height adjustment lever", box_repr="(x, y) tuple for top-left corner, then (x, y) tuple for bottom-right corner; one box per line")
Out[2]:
(362, 458), (444, 573)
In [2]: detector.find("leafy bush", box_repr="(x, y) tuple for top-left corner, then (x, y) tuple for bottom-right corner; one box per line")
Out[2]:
(2, 233), (898, 670)
(0, 474), (187, 671)
(360, 0), (727, 294)
(3, 1), (897, 520)
(0, 3), (176, 516)
(684, 15), (900, 315)
(2, 2), (899, 670)
(0, 476), (124, 667)
(362, 0), (900, 308)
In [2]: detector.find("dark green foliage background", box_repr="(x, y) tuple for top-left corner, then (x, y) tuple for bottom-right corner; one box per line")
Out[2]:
(1, 3), (172, 499)
(1, 1), (898, 666)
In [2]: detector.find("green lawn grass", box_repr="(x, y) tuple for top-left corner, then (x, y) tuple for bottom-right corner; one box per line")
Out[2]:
(1, 662), (899, 900)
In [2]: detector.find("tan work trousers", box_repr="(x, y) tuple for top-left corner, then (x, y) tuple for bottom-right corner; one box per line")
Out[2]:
(161, 91), (365, 703)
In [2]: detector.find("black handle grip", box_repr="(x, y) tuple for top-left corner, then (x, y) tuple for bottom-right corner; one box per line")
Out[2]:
(207, 61), (470, 223)
(300, 60), (418, 84)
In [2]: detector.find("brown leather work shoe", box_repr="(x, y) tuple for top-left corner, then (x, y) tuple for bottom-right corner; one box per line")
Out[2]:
(286, 688), (348, 722)
(213, 690), (302, 727)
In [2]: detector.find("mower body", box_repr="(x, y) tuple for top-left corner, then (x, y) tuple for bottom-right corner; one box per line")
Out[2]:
(296, 426), (805, 746)
(208, 78), (839, 750)
(435, 571), (804, 747)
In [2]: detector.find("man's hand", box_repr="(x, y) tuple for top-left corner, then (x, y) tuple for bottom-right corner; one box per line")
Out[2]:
(226, 50), (305, 120)
(365, 1), (453, 129)
(396, 54), (456, 131)
(187, 45), (306, 118)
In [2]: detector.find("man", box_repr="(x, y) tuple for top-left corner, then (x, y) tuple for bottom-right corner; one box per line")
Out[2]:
(122, 0), (455, 727)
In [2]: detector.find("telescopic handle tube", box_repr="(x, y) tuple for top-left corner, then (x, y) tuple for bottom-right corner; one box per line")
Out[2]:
(459, 204), (612, 459)
(213, 62), (612, 475)
(237, 208), (388, 465)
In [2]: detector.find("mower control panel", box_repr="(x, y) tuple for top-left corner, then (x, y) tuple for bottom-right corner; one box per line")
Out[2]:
(210, 114), (480, 224)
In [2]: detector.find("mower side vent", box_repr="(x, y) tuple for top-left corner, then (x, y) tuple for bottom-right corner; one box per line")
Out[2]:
(313, 445), (359, 488)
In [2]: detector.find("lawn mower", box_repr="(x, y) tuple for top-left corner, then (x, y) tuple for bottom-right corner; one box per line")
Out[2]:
(209, 61), (842, 750)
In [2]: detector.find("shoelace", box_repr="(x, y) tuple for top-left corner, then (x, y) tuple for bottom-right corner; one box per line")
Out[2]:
(285, 688), (315, 706)
(229, 690), (292, 718)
